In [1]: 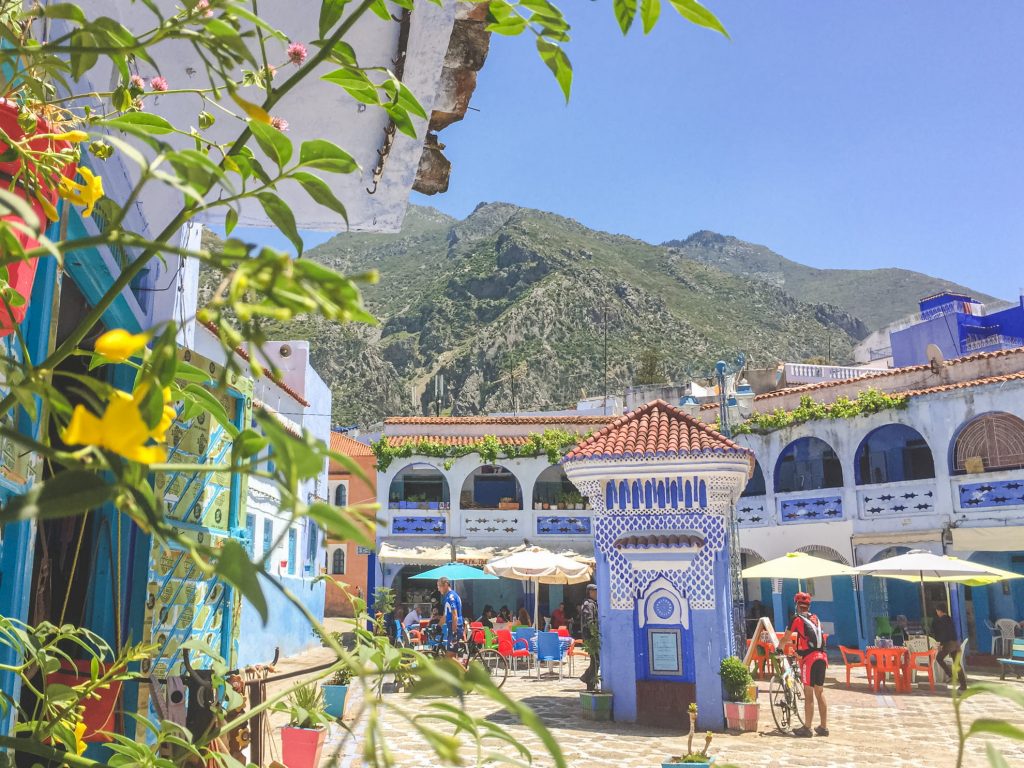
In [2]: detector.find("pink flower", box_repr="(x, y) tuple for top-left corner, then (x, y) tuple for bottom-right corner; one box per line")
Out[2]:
(150, 76), (169, 92)
(195, 0), (214, 17)
(133, 99), (145, 111)
(287, 42), (308, 67)
(270, 116), (289, 132)
(129, 74), (145, 90)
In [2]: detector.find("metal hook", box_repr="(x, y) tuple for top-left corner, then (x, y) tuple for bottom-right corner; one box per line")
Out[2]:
(366, 179), (379, 195)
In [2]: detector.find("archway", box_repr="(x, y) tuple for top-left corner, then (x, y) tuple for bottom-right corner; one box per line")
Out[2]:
(388, 463), (450, 508)
(740, 549), (770, 634)
(792, 545), (857, 647)
(951, 411), (1024, 474)
(461, 464), (523, 509)
(774, 436), (843, 493)
(533, 464), (580, 508)
(741, 460), (766, 497)
(855, 424), (935, 484)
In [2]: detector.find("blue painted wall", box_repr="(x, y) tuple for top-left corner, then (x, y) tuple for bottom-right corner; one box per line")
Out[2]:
(596, 556), (638, 722)
(237, 575), (326, 666)
(968, 551), (1024, 650)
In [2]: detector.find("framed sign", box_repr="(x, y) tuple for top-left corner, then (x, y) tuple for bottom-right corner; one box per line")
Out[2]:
(647, 628), (683, 676)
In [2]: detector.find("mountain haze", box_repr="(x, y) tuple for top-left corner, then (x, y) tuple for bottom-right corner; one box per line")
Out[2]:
(202, 204), (990, 427)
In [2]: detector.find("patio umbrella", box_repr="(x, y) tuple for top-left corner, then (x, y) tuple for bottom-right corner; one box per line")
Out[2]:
(484, 546), (591, 629)
(741, 551), (858, 587)
(410, 562), (498, 581)
(855, 550), (997, 649)
(884, 557), (1024, 587)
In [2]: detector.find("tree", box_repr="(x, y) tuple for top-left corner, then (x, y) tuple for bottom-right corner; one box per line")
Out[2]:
(635, 347), (668, 385)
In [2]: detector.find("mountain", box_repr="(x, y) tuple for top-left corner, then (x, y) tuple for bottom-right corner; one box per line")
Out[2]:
(662, 231), (999, 330)
(204, 204), (884, 426)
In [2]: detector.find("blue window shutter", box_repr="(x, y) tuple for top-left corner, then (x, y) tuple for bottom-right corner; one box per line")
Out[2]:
(287, 529), (297, 575)
(263, 519), (273, 571)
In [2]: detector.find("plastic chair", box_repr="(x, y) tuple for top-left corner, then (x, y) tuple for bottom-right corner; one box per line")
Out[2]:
(496, 629), (531, 675)
(482, 627), (498, 649)
(745, 639), (770, 680)
(908, 648), (937, 691)
(535, 631), (567, 679)
(838, 645), (871, 689)
(408, 629), (422, 647)
(556, 626), (570, 638)
(995, 619), (1018, 657)
(984, 620), (1002, 655)
(874, 616), (893, 637)
(866, 648), (906, 693)
(567, 638), (587, 676)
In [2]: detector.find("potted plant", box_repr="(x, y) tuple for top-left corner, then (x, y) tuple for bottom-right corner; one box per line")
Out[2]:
(278, 683), (330, 768)
(719, 655), (759, 732)
(663, 704), (715, 767)
(578, 621), (612, 721)
(534, 500), (543, 510)
(322, 667), (352, 719)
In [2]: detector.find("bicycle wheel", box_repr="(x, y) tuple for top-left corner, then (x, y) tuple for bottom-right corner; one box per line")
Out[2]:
(473, 649), (509, 689)
(769, 674), (803, 733)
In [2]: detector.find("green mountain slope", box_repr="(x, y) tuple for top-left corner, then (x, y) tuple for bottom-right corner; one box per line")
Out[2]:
(662, 231), (999, 330)
(205, 204), (879, 426)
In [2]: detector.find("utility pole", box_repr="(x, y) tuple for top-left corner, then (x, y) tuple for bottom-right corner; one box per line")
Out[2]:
(603, 305), (609, 415)
(434, 373), (444, 417)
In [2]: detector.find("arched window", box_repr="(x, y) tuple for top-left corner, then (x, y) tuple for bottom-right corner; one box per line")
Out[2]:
(742, 460), (767, 497)
(952, 412), (1024, 474)
(388, 463), (450, 506)
(855, 425), (935, 485)
(774, 436), (843, 493)
(461, 464), (522, 509)
(335, 483), (348, 506)
(332, 548), (345, 575)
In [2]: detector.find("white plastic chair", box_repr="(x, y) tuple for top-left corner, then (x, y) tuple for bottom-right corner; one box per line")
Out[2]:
(984, 619), (1001, 655)
(995, 619), (1018, 657)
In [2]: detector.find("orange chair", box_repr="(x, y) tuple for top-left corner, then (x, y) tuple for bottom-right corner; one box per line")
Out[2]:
(909, 648), (937, 692)
(567, 638), (588, 676)
(408, 629), (422, 647)
(867, 648), (908, 693)
(745, 639), (771, 680)
(839, 645), (872, 689)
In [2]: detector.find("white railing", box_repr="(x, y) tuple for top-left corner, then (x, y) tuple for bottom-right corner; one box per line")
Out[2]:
(783, 363), (889, 384)
(964, 334), (1024, 352)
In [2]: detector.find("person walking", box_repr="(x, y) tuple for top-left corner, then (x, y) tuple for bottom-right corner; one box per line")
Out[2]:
(931, 606), (967, 691)
(780, 592), (829, 737)
(580, 584), (599, 692)
(437, 577), (463, 657)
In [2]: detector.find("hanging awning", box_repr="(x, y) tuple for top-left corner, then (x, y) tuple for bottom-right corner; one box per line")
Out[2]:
(377, 540), (595, 567)
(951, 526), (1024, 553)
(851, 530), (943, 547)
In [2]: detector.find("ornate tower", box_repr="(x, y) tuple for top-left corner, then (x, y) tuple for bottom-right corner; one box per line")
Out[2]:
(563, 400), (751, 729)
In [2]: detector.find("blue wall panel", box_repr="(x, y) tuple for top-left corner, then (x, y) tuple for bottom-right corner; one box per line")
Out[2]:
(237, 575), (326, 667)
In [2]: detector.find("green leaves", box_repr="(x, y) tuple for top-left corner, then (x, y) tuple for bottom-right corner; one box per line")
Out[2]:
(250, 119), (293, 170)
(291, 171), (349, 223)
(256, 192), (303, 254)
(641, 0), (662, 34)
(614, 0), (638, 34)
(102, 112), (176, 135)
(306, 501), (374, 547)
(297, 139), (358, 174)
(321, 67), (379, 105)
(536, 39), (572, 103)
(0, 471), (116, 524)
(319, 0), (349, 37)
(669, 0), (729, 38)
(215, 539), (268, 623)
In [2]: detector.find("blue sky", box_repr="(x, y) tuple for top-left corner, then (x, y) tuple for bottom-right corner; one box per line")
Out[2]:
(407, 1), (1024, 301)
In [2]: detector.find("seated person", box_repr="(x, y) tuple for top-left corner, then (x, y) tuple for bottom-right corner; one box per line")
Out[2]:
(517, 606), (532, 626)
(403, 605), (421, 628)
(427, 606), (443, 626)
(497, 606), (513, 624)
(477, 605), (495, 628)
(550, 602), (567, 630)
(891, 614), (909, 646)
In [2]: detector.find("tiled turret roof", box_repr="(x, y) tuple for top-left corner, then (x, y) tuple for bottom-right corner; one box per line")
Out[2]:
(564, 400), (748, 462)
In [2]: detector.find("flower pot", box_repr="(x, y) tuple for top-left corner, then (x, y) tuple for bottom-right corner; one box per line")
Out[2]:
(579, 691), (613, 721)
(534, 503), (543, 510)
(322, 684), (349, 719)
(661, 758), (715, 767)
(281, 725), (327, 768)
(45, 660), (122, 742)
(723, 700), (759, 732)
(0, 100), (75, 336)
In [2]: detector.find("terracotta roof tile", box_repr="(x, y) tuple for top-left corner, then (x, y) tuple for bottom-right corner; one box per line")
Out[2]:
(385, 434), (534, 447)
(384, 414), (613, 426)
(330, 431), (375, 457)
(564, 400), (748, 462)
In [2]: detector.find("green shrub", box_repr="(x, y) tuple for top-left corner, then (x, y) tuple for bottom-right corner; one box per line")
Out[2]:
(719, 655), (754, 702)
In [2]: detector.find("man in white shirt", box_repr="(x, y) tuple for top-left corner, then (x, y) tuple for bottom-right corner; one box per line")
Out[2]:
(402, 606), (421, 628)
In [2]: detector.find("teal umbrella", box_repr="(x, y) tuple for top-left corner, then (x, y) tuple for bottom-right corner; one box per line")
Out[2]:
(410, 562), (498, 581)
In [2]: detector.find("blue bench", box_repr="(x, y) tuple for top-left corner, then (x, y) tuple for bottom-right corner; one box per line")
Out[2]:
(998, 638), (1024, 680)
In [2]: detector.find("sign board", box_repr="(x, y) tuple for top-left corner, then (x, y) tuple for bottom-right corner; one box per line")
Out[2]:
(647, 628), (682, 676)
(741, 616), (780, 669)
(356, 545), (374, 556)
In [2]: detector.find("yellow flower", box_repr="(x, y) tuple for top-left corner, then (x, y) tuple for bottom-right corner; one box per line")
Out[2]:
(34, 188), (59, 222)
(52, 130), (89, 143)
(58, 166), (104, 217)
(61, 386), (174, 464)
(73, 721), (87, 755)
(94, 329), (151, 362)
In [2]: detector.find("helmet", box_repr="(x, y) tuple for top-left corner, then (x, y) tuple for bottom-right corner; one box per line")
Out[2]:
(794, 592), (812, 605)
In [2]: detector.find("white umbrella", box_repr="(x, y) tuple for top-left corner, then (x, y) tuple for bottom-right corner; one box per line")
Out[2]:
(484, 546), (591, 630)
(855, 550), (995, 649)
(742, 551), (858, 589)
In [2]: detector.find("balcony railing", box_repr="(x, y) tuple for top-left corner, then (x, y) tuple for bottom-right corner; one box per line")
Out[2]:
(964, 334), (1024, 352)
(783, 363), (888, 384)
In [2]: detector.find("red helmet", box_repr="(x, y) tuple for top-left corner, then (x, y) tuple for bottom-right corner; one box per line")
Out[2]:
(794, 592), (812, 605)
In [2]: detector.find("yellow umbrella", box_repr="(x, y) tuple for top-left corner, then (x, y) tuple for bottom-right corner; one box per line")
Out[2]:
(886, 557), (1024, 587)
(742, 552), (858, 588)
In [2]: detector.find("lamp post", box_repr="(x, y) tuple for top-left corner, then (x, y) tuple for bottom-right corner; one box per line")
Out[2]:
(714, 358), (747, 657)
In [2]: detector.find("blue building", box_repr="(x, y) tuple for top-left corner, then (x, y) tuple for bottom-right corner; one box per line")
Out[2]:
(891, 291), (1024, 367)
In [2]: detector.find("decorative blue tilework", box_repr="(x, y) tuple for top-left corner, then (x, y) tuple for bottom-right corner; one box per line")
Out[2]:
(390, 515), (446, 535)
(653, 596), (675, 619)
(778, 495), (843, 524)
(859, 486), (935, 517)
(535, 516), (592, 535)
(736, 496), (768, 528)
(958, 477), (1024, 509)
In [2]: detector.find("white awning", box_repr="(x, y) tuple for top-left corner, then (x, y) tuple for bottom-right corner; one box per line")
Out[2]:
(851, 530), (943, 547)
(952, 526), (1024, 553)
(377, 540), (594, 566)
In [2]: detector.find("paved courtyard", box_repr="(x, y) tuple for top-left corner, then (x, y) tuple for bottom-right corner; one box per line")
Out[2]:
(264, 635), (1024, 768)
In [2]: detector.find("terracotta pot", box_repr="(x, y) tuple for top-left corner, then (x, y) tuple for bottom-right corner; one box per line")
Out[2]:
(723, 700), (759, 732)
(45, 660), (122, 742)
(281, 725), (327, 768)
(0, 99), (75, 335)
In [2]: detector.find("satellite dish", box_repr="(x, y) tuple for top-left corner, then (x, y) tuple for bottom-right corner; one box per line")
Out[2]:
(926, 344), (944, 370)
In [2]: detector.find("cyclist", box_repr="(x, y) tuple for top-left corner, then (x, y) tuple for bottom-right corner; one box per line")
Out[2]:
(780, 591), (828, 737)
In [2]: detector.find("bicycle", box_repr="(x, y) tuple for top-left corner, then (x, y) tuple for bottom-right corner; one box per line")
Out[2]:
(768, 652), (805, 733)
(421, 626), (510, 689)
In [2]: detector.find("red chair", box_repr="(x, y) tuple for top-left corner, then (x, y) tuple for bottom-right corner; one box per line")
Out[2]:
(909, 648), (937, 692)
(839, 645), (872, 689)
(567, 638), (588, 676)
(556, 626), (570, 638)
(496, 629), (530, 674)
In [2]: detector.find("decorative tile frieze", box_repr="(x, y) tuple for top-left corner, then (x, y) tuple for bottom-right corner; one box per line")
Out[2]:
(858, 483), (936, 518)
(736, 496), (769, 528)
(390, 515), (446, 535)
(462, 511), (522, 536)
(778, 495), (843, 524)
(958, 477), (1024, 510)
(535, 515), (592, 535)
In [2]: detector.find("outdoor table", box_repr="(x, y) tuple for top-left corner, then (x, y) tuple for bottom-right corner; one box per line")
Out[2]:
(528, 635), (573, 678)
(866, 646), (911, 693)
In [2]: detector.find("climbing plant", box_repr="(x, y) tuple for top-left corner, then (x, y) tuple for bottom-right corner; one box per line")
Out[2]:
(372, 428), (584, 471)
(730, 389), (909, 435)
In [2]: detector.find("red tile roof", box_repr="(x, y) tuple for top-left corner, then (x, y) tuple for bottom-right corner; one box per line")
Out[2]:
(384, 414), (613, 425)
(330, 431), (375, 457)
(564, 400), (748, 462)
(613, 533), (706, 549)
(701, 345), (1024, 411)
(199, 320), (311, 407)
(384, 434), (534, 447)
(899, 370), (1024, 399)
